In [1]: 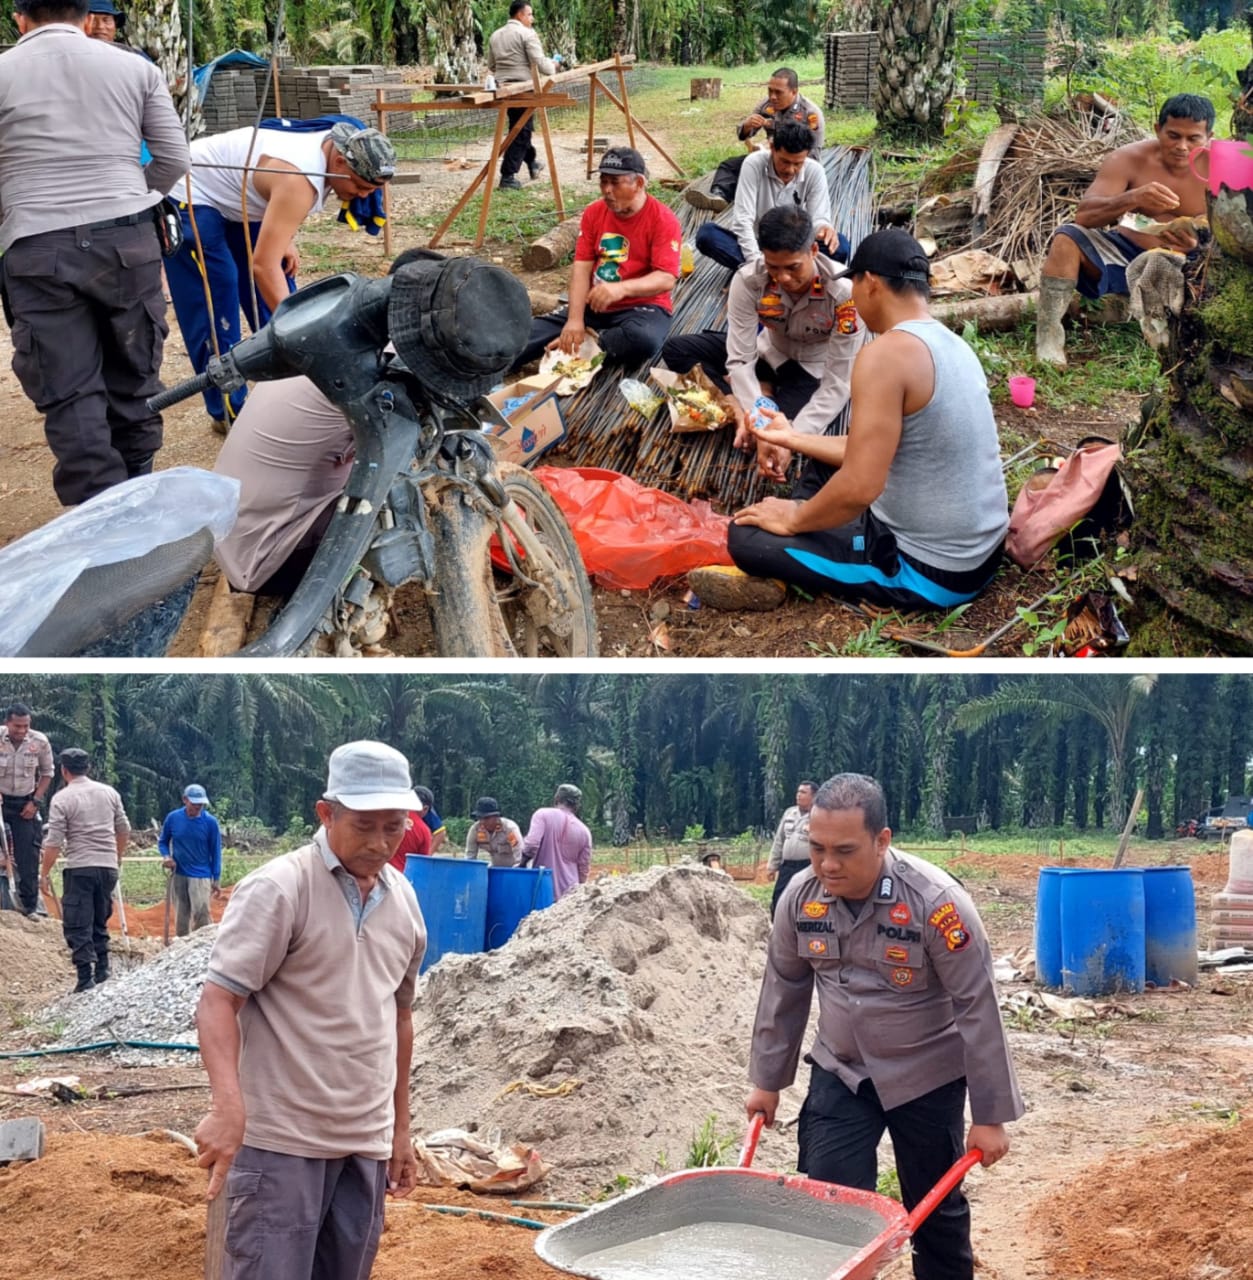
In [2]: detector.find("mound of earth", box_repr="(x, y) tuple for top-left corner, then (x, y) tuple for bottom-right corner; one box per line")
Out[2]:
(408, 864), (772, 1197)
(0, 1132), (570, 1280)
(1032, 1118), (1253, 1278)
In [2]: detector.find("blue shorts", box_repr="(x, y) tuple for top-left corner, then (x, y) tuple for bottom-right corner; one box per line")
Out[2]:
(1054, 224), (1144, 299)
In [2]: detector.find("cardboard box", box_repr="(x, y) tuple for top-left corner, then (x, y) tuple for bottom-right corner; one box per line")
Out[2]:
(483, 379), (567, 466)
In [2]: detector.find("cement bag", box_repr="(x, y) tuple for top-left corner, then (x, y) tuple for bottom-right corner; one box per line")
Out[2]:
(1005, 441), (1125, 570)
(534, 467), (734, 590)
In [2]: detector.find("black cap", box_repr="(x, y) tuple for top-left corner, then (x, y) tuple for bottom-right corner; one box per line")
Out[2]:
(598, 146), (646, 178)
(845, 229), (931, 283)
(472, 796), (502, 819)
(59, 748), (90, 772)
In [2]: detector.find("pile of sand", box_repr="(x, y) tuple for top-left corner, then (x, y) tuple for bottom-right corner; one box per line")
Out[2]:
(408, 864), (773, 1197)
(1033, 1118), (1253, 1278)
(0, 911), (82, 1018)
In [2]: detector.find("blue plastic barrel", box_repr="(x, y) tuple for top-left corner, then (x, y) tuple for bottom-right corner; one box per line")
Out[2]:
(1058, 868), (1146, 995)
(1142, 866), (1198, 987)
(404, 854), (488, 973)
(484, 865), (555, 951)
(1034, 867), (1072, 989)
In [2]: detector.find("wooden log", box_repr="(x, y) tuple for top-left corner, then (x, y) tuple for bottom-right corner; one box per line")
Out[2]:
(520, 216), (581, 272)
(931, 291), (1036, 332)
(690, 77), (721, 100)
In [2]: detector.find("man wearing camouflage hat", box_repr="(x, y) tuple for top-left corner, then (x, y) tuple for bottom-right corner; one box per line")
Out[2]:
(521, 783), (592, 901)
(166, 118), (396, 432)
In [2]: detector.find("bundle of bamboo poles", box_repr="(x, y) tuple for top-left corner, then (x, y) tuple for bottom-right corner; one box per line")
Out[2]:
(554, 145), (876, 511)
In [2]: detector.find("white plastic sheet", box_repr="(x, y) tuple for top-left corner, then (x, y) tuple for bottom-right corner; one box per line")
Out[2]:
(0, 467), (239, 654)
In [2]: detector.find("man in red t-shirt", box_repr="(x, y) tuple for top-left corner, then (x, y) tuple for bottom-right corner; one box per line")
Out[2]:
(388, 809), (431, 871)
(513, 146), (681, 370)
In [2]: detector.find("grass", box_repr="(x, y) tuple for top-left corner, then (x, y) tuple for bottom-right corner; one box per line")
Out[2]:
(686, 1114), (741, 1168)
(119, 850), (275, 906)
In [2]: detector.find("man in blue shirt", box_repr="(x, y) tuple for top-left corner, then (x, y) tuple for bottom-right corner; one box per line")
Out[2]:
(159, 783), (222, 935)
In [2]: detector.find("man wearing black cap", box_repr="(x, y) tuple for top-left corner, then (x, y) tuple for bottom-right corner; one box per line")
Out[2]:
(40, 748), (131, 993)
(464, 798), (524, 866)
(166, 119), (397, 433)
(212, 249), (531, 596)
(691, 229), (1008, 613)
(512, 145), (682, 371)
(85, 0), (123, 42)
(0, 0), (190, 506)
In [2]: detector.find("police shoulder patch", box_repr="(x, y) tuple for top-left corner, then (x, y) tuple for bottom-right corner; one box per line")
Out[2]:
(836, 300), (859, 334)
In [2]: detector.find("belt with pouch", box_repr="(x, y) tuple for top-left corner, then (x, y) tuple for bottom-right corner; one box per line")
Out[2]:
(86, 211), (146, 231)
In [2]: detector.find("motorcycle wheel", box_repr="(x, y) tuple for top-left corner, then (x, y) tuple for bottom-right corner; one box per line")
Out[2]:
(490, 463), (599, 657)
(424, 462), (599, 657)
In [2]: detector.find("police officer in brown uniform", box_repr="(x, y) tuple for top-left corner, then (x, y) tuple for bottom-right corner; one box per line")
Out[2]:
(766, 778), (816, 917)
(746, 772), (1022, 1280)
(0, 702), (55, 916)
(464, 797), (524, 867)
(40, 748), (130, 992)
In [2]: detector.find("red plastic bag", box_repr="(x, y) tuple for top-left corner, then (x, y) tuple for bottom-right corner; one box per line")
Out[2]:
(533, 467), (734, 590)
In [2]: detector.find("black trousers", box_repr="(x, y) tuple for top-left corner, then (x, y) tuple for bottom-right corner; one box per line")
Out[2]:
(659, 330), (825, 425)
(710, 153), (748, 200)
(799, 1065), (973, 1280)
(3, 218), (167, 506)
(516, 304), (672, 371)
(62, 866), (117, 975)
(502, 106), (536, 178)
(2, 796), (41, 914)
(770, 858), (810, 918)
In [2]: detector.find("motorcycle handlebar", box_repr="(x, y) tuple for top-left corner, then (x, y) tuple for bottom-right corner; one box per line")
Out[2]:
(148, 371), (214, 413)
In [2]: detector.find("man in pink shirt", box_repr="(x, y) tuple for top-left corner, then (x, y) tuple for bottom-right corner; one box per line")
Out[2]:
(522, 783), (592, 900)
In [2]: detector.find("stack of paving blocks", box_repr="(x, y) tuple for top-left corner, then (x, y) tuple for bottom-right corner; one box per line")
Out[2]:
(964, 31), (1047, 107)
(200, 63), (414, 136)
(823, 31), (878, 113)
(1211, 829), (1253, 948)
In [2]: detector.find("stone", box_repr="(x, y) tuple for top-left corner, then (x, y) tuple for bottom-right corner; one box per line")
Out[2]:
(0, 1116), (46, 1163)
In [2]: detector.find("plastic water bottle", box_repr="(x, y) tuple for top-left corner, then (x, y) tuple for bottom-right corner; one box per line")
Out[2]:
(484, 73), (497, 91)
(750, 396), (779, 430)
(680, 241), (695, 277)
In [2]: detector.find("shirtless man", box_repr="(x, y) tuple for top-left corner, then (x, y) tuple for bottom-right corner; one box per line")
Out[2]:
(1035, 93), (1213, 366)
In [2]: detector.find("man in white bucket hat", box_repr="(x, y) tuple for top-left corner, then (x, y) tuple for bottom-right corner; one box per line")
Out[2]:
(194, 740), (426, 1280)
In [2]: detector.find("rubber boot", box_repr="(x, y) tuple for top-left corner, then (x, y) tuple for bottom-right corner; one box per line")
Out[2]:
(125, 454), (154, 479)
(73, 965), (95, 994)
(1036, 275), (1073, 367)
(94, 961), (109, 985)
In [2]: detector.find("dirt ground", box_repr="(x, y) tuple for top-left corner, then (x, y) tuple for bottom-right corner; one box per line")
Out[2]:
(1, 840), (1250, 1279)
(0, 126), (1140, 659)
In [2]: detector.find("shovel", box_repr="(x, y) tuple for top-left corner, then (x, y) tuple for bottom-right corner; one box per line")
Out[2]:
(536, 1113), (983, 1280)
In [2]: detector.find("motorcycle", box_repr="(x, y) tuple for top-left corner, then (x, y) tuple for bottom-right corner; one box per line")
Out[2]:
(0, 268), (598, 658)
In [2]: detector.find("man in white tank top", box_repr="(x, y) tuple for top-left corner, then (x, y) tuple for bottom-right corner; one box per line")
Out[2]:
(691, 229), (1008, 614)
(165, 120), (396, 432)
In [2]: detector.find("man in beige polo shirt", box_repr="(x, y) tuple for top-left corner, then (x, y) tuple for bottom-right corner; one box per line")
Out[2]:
(40, 747), (130, 992)
(194, 741), (427, 1280)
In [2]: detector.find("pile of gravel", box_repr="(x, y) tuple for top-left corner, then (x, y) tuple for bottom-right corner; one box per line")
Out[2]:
(44, 927), (216, 1049)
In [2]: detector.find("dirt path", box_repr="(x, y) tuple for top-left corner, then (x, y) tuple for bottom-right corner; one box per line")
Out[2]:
(1, 842), (1248, 1278)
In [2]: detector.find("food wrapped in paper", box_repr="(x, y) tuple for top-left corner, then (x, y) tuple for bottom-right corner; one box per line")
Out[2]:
(649, 365), (737, 434)
(539, 335), (606, 396)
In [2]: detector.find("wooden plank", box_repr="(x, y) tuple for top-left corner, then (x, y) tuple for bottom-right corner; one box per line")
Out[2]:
(971, 121), (1019, 236)
(205, 1188), (228, 1280)
(195, 575), (254, 657)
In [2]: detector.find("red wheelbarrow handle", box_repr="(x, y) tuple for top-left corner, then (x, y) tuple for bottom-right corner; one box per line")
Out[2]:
(906, 1149), (984, 1234)
(738, 1112), (765, 1169)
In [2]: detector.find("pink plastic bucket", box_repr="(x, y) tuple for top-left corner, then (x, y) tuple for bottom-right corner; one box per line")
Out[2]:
(1188, 138), (1253, 197)
(1009, 375), (1036, 408)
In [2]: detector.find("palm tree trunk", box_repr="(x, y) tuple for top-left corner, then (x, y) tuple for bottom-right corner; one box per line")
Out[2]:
(871, 0), (956, 136)
(127, 0), (194, 125)
(1129, 23), (1253, 654)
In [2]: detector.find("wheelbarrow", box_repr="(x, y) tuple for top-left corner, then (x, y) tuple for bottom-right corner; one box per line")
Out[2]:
(535, 1114), (982, 1280)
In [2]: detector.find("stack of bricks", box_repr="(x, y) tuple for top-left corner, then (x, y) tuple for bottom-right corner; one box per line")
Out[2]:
(823, 31), (879, 113)
(964, 30), (1047, 107)
(200, 63), (413, 136)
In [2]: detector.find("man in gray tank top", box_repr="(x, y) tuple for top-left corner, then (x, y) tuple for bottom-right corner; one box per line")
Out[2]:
(690, 229), (1008, 613)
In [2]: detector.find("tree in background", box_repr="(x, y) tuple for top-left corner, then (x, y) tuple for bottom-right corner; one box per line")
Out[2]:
(871, 0), (956, 136)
